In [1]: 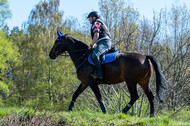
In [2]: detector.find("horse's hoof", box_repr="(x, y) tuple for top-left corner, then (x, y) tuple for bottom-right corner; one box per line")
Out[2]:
(102, 110), (107, 114)
(122, 110), (127, 114)
(67, 109), (72, 112)
(122, 108), (129, 114)
(150, 114), (155, 117)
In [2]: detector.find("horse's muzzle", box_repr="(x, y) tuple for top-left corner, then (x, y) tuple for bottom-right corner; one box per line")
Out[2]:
(49, 53), (56, 59)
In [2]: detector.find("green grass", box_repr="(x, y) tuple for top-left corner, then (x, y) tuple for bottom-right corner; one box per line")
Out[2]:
(0, 107), (189, 126)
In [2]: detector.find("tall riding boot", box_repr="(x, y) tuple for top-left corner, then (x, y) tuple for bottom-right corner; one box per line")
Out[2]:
(91, 56), (103, 79)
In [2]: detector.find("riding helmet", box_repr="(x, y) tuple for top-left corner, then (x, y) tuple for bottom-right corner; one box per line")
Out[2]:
(87, 11), (100, 19)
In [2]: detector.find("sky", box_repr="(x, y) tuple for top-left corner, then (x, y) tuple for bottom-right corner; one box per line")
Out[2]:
(7, 0), (190, 29)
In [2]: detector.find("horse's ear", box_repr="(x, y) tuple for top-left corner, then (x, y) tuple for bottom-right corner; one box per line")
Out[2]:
(60, 31), (63, 36)
(57, 30), (61, 37)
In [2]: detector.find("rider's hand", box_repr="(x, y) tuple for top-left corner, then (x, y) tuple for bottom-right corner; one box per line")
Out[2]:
(88, 43), (97, 50)
(92, 43), (97, 48)
(88, 44), (93, 50)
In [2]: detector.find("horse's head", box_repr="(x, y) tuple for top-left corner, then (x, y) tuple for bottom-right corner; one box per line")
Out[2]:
(49, 31), (66, 59)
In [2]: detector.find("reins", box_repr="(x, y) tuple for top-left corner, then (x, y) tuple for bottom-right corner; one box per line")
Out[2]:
(75, 50), (90, 70)
(60, 48), (88, 56)
(60, 48), (90, 71)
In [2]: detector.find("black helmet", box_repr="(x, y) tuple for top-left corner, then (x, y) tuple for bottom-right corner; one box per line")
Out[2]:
(87, 11), (100, 19)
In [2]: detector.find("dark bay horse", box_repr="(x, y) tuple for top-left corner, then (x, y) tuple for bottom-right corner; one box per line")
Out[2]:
(49, 31), (166, 117)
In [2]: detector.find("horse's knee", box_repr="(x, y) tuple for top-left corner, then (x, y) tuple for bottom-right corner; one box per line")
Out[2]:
(147, 91), (154, 102)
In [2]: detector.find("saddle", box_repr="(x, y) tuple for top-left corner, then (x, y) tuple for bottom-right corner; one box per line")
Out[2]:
(88, 46), (119, 65)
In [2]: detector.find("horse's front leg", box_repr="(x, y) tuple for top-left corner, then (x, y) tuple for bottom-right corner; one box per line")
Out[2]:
(88, 81), (107, 113)
(68, 82), (88, 111)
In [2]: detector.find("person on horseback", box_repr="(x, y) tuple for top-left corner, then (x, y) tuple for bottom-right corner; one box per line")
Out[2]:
(87, 11), (112, 79)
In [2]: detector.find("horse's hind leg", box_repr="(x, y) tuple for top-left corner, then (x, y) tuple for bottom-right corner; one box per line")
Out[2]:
(142, 85), (154, 117)
(139, 71), (155, 117)
(122, 82), (139, 114)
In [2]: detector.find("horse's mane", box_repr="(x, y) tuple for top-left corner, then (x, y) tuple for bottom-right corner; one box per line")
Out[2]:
(65, 34), (88, 50)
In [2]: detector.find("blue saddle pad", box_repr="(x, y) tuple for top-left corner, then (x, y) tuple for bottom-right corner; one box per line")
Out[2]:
(88, 51), (118, 65)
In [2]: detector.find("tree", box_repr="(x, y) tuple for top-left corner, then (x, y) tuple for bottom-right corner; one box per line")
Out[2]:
(15, 0), (82, 110)
(0, 0), (12, 28)
(0, 30), (20, 103)
(99, 0), (139, 52)
(161, 4), (190, 110)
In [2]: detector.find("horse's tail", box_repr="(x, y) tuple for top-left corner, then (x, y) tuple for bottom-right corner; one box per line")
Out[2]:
(147, 55), (166, 103)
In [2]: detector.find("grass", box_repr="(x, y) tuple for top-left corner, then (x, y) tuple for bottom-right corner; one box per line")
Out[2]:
(0, 107), (190, 126)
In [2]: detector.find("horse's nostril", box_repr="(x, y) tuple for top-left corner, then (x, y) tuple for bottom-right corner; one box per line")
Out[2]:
(49, 53), (56, 59)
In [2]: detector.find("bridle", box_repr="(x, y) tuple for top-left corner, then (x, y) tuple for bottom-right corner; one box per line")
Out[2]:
(53, 31), (90, 71)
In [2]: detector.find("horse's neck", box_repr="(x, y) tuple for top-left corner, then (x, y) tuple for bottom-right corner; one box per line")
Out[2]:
(66, 37), (88, 68)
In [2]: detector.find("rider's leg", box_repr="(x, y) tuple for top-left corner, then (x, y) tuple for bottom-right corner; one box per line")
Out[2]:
(91, 39), (111, 79)
(91, 53), (103, 79)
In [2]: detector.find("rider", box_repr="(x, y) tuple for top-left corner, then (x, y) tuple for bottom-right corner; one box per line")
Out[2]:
(87, 11), (112, 79)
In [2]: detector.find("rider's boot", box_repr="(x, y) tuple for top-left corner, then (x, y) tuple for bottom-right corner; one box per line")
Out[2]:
(90, 56), (103, 79)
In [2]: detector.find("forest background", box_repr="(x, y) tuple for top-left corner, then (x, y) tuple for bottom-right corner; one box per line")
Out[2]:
(0, 0), (189, 123)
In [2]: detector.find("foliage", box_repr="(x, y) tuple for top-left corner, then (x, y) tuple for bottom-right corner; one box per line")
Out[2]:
(0, 31), (20, 99)
(98, 0), (139, 52)
(0, 107), (190, 126)
(0, 0), (12, 28)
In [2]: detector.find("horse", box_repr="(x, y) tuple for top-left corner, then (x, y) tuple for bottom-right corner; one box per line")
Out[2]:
(49, 31), (166, 117)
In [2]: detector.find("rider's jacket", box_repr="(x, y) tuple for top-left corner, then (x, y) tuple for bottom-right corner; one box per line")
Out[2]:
(91, 19), (112, 43)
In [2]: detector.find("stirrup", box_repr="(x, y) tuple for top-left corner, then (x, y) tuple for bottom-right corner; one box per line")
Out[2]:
(90, 73), (103, 79)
